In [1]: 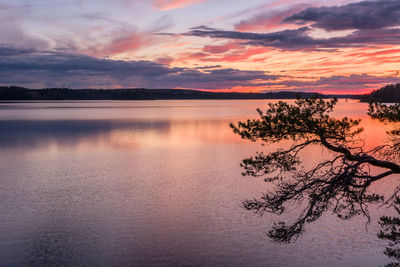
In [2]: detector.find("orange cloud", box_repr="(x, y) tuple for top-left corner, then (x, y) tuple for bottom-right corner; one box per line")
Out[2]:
(152, 0), (205, 10)
(217, 47), (271, 62)
(178, 42), (271, 64)
(346, 48), (400, 58)
(202, 43), (241, 54)
(161, 41), (191, 49)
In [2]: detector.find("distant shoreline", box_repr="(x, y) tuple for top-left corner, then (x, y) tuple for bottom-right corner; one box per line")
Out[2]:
(0, 86), (356, 101)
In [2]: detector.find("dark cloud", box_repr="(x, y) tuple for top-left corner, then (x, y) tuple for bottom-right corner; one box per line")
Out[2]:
(181, 0), (400, 51)
(330, 28), (400, 46)
(261, 74), (400, 93)
(193, 65), (222, 69)
(186, 26), (319, 50)
(0, 50), (277, 89)
(1, 48), (397, 93)
(284, 0), (400, 31)
(0, 52), (172, 75)
(184, 24), (400, 50)
(0, 45), (36, 56)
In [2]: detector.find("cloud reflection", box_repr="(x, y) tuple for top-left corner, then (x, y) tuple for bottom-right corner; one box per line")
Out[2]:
(0, 119), (242, 150)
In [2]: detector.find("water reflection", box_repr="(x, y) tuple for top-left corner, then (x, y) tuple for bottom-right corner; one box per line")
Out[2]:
(26, 221), (82, 266)
(0, 120), (170, 149)
(0, 119), (244, 150)
(0, 100), (395, 266)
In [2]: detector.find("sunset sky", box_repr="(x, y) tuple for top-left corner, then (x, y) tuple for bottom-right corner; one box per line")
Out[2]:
(1, 0), (400, 93)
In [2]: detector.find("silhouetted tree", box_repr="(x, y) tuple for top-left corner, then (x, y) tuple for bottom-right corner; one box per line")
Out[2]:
(370, 101), (400, 266)
(378, 196), (400, 267)
(230, 97), (400, 244)
(361, 83), (400, 103)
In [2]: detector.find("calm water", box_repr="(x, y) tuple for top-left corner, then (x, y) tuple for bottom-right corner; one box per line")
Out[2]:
(0, 100), (398, 266)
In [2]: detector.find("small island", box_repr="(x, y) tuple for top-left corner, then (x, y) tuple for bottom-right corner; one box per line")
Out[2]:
(358, 84), (400, 103)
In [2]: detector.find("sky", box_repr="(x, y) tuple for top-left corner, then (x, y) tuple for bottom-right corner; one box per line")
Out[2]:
(1, 0), (400, 94)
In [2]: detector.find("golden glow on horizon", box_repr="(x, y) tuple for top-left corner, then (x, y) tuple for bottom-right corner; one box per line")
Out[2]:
(2, 0), (400, 93)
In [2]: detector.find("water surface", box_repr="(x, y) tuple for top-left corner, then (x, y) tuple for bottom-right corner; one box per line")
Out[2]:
(0, 100), (397, 266)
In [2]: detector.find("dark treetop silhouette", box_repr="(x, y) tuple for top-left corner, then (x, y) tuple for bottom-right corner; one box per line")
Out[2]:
(361, 84), (400, 103)
(370, 101), (400, 267)
(230, 97), (400, 243)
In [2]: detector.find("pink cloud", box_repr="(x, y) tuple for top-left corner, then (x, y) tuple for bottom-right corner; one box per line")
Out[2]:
(85, 15), (173, 56)
(101, 31), (145, 55)
(160, 41), (191, 49)
(85, 29), (160, 57)
(178, 42), (271, 63)
(235, 4), (309, 32)
(152, 0), (205, 10)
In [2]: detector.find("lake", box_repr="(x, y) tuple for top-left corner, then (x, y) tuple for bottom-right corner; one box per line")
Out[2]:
(0, 99), (397, 266)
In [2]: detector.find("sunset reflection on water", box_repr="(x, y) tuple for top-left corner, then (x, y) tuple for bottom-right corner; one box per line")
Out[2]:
(0, 99), (398, 266)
